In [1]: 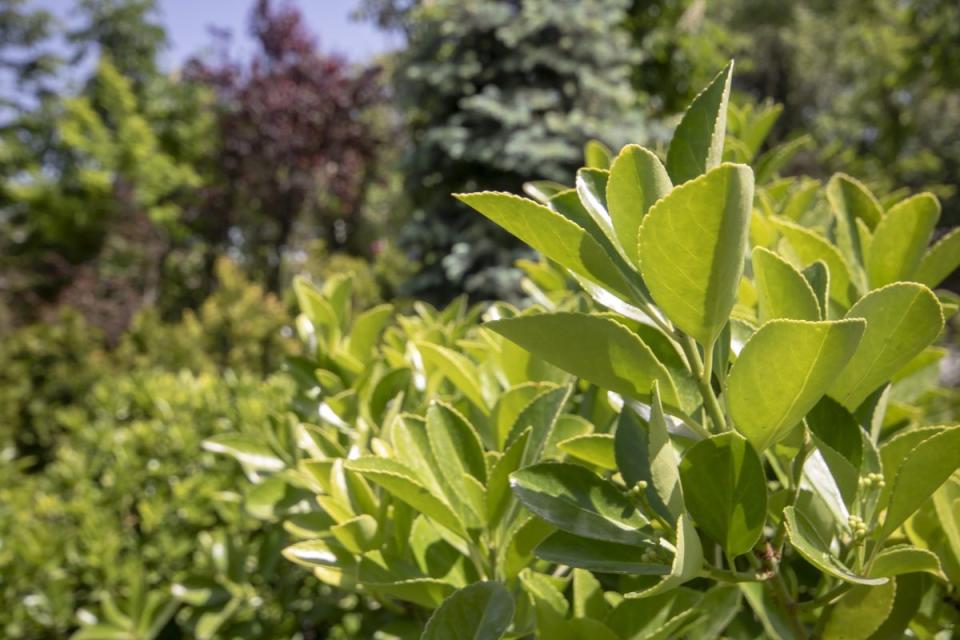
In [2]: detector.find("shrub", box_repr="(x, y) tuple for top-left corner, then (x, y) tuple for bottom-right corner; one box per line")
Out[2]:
(215, 61), (960, 638)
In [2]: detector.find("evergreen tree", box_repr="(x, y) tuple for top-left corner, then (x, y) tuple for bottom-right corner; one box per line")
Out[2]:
(364, 0), (648, 302)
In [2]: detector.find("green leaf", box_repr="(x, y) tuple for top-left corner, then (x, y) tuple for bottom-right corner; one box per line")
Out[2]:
(821, 582), (896, 640)
(666, 61), (733, 184)
(576, 168), (624, 259)
(615, 404), (675, 523)
(801, 261), (829, 320)
(806, 397), (863, 506)
(914, 226), (960, 289)
(418, 342), (489, 412)
(421, 582), (514, 640)
(606, 144), (672, 265)
(508, 384), (572, 468)
(585, 140), (612, 169)
(486, 313), (681, 410)
(868, 574), (925, 640)
(866, 194), (940, 288)
(774, 218), (854, 306)
(783, 506), (887, 585)
(878, 426), (960, 540)
(523, 180), (568, 204)
(427, 402), (487, 529)
(487, 428), (530, 527)
(727, 319), (866, 451)
(202, 435), (284, 472)
(645, 384), (684, 524)
(827, 173), (884, 267)
(638, 163), (754, 347)
(330, 514), (379, 554)
(752, 247), (820, 322)
(869, 545), (945, 580)
(679, 433), (767, 557)
(455, 191), (634, 301)
(519, 569), (568, 635)
(572, 568), (610, 619)
(509, 462), (650, 545)
(293, 275), (339, 334)
(828, 283), (944, 411)
(558, 434), (616, 470)
(348, 304), (392, 359)
(606, 591), (702, 640)
(628, 514), (703, 597)
(345, 457), (466, 538)
(536, 531), (669, 575)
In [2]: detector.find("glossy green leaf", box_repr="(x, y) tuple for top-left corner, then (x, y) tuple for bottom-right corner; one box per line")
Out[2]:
(821, 581), (896, 640)
(607, 594), (701, 640)
(509, 462), (649, 545)
(638, 163), (754, 347)
(878, 426), (960, 540)
(783, 506), (887, 585)
(536, 531), (669, 575)
(828, 283), (944, 411)
(752, 246), (820, 322)
(348, 304), (392, 359)
(421, 582), (514, 640)
(345, 457), (466, 538)
(806, 397), (863, 506)
(727, 319), (866, 451)
(868, 574), (925, 640)
(914, 226), (960, 289)
(866, 193), (940, 288)
(508, 384), (572, 467)
(455, 191), (633, 300)
(666, 61), (733, 184)
(572, 568), (610, 620)
(523, 180), (568, 204)
(679, 433), (767, 556)
(486, 313), (681, 410)
(606, 144), (672, 265)
(774, 218), (854, 305)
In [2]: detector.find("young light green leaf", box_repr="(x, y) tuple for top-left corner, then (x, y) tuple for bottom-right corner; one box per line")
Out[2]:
(421, 582), (514, 640)
(417, 342), (489, 412)
(828, 283), (944, 411)
(348, 304), (392, 359)
(523, 180), (568, 204)
(666, 61), (733, 184)
(606, 144), (672, 265)
(679, 433), (767, 557)
(869, 545), (945, 580)
(783, 506), (887, 585)
(454, 191), (634, 301)
(558, 434), (616, 470)
(487, 427), (529, 527)
(774, 218), (854, 306)
(638, 163), (754, 347)
(806, 397), (863, 506)
(572, 568), (610, 620)
(878, 426), (960, 541)
(866, 193), (940, 288)
(645, 383), (684, 524)
(585, 139), (612, 169)
(752, 247), (821, 322)
(536, 531), (669, 575)
(202, 435), (285, 472)
(914, 226), (960, 289)
(827, 173), (884, 267)
(801, 261), (829, 319)
(727, 319), (866, 451)
(508, 384), (573, 467)
(820, 582), (897, 640)
(509, 462), (650, 545)
(345, 457), (466, 539)
(486, 313), (681, 410)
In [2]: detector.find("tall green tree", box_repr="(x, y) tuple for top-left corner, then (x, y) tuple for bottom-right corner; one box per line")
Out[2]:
(363, 0), (649, 302)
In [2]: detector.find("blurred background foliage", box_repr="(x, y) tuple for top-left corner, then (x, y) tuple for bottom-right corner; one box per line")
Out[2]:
(0, 0), (958, 637)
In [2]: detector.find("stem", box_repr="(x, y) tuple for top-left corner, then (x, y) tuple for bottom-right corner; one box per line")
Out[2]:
(772, 432), (812, 553)
(679, 335), (728, 433)
(747, 548), (807, 639)
(703, 564), (764, 584)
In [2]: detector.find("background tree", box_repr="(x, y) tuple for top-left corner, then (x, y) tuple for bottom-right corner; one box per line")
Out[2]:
(185, 0), (386, 292)
(362, 0), (649, 302)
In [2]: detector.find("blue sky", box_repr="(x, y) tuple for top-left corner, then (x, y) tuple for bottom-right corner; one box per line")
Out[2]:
(33, 0), (399, 66)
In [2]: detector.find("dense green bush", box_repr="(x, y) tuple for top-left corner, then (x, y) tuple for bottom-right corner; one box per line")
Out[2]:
(211, 63), (960, 639)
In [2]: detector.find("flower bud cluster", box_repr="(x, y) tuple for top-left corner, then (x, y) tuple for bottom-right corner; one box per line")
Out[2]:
(847, 514), (868, 540)
(858, 473), (885, 489)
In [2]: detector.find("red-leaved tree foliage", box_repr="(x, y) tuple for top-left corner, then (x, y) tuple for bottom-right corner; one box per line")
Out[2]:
(186, 0), (384, 289)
